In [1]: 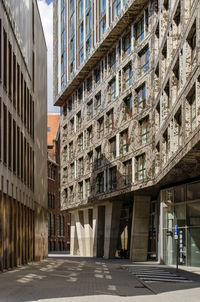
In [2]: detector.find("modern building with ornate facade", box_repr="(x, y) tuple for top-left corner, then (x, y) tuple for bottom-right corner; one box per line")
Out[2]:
(54, 0), (200, 267)
(0, 0), (48, 270)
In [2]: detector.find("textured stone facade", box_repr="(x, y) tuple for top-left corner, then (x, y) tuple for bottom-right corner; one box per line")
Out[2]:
(54, 0), (200, 261)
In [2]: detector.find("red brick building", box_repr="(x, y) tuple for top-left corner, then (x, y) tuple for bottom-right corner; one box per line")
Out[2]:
(47, 114), (70, 251)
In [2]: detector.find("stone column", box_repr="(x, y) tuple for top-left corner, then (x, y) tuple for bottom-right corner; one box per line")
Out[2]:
(97, 205), (105, 257)
(108, 201), (122, 258)
(130, 196), (150, 261)
(70, 212), (79, 255)
(92, 205), (98, 257)
(158, 196), (164, 264)
(84, 209), (93, 256)
(104, 203), (112, 259)
(75, 210), (86, 256)
(103, 201), (122, 259)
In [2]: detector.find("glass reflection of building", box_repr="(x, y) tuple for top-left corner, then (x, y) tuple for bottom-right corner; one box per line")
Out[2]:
(161, 181), (200, 267)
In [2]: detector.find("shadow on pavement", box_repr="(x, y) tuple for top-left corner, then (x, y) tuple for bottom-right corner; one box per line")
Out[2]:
(0, 255), (199, 302)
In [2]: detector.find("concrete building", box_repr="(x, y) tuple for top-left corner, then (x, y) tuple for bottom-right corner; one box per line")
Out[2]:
(47, 114), (70, 252)
(54, 0), (200, 267)
(0, 0), (48, 270)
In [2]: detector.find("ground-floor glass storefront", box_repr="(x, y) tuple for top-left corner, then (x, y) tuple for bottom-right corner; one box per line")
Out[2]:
(161, 180), (200, 267)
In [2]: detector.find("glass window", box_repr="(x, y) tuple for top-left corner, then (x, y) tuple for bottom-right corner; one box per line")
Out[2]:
(79, 47), (84, 65)
(88, 151), (93, 171)
(100, 0), (106, 15)
(135, 17), (144, 43)
(70, 36), (75, 62)
(120, 129), (129, 154)
(174, 185), (185, 203)
(87, 101), (93, 119)
(140, 47), (149, 74)
(136, 154), (146, 181)
(187, 202), (200, 226)
(87, 76), (93, 93)
(140, 116), (150, 144)
(78, 86), (83, 103)
(86, 0), (91, 10)
(78, 134), (83, 151)
(174, 204), (186, 227)
(97, 118), (104, 139)
(97, 172), (104, 193)
(70, 0), (74, 16)
(79, 158), (84, 176)
(100, 15), (106, 38)
(109, 137), (116, 160)
(124, 64), (132, 89)
(70, 12), (75, 38)
(95, 93), (102, 113)
(124, 32), (131, 55)
(61, 7), (65, 33)
(187, 227), (200, 266)
(109, 166), (117, 189)
(87, 126), (93, 147)
(95, 67), (101, 85)
(124, 159), (132, 185)
(113, 0), (121, 19)
(137, 84), (146, 112)
(79, 0), (84, 22)
(106, 109), (114, 131)
(85, 178), (91, 198)
(109, 49), (116, 70)
(79, 23), (84, 47)
(110, 78), (116, 100)
(86, 9), (92, 38)
(86, 36), (92, 57)
(187, 181), (200, 200)
(124, 95), (132, 120)
(189, 91), (196, 131)
(96, 146), (102, 168)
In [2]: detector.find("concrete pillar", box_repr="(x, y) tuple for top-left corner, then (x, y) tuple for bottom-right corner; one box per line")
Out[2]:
(97, 205), (105, 257)
(70, 212), (79, 255)
(75, 210), (86, 256)
(108, 201), (122, 258)
(158, 196), (164, 264)
(93, 206), (98, 257)
(104, 203), (112, 259)
(103, 201), (122, 259)
(84, 209), (93, 256)
(130, 196), (150, 261)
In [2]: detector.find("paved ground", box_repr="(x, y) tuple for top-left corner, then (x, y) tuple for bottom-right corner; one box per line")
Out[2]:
(0, 254), (200, 302)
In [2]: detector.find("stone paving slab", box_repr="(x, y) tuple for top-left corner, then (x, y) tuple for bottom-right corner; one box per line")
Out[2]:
(0, 255), (199, 302)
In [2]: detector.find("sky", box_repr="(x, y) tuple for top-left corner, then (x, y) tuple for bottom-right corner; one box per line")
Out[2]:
(37, 0), (59, 113)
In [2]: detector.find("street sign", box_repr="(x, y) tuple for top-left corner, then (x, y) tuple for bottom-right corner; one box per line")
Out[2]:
(174, 224), (179, 272)
(174, 224), (178, 239)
